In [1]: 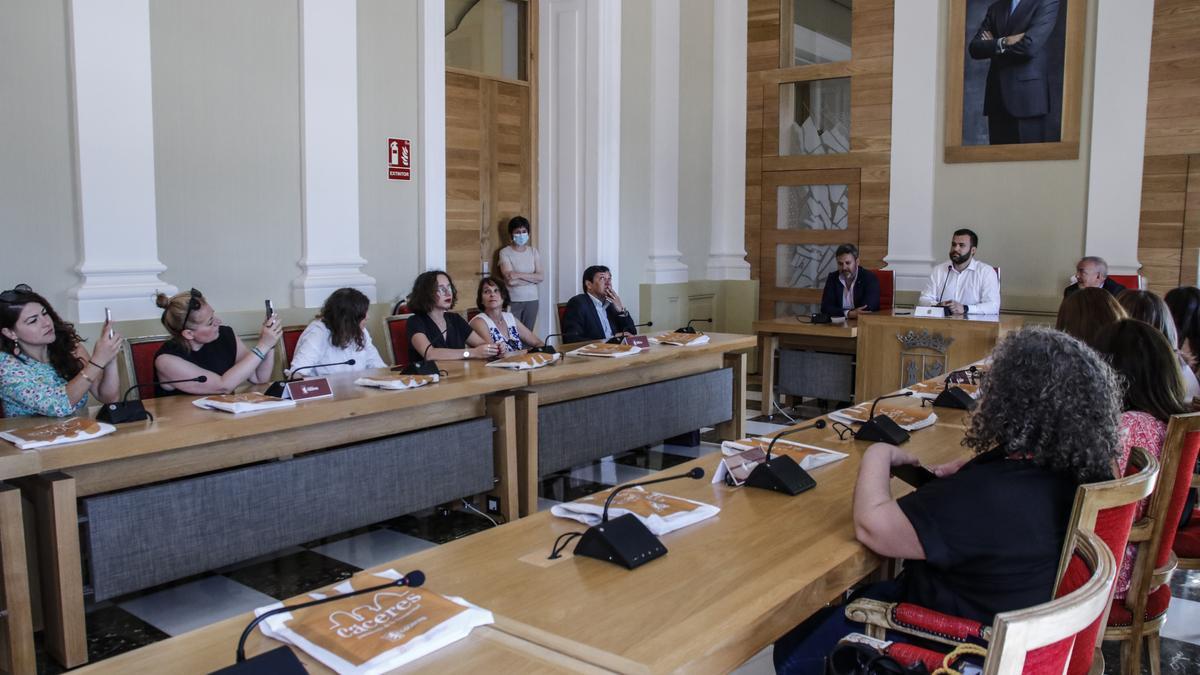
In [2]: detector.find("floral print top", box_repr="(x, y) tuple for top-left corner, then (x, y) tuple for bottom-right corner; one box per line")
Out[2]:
(0, 351), (88, 417)
(1114, 410), (1167, 599)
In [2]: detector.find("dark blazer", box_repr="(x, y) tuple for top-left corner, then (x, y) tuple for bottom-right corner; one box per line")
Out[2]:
(820, 269), (881, 318)
(967, 0), (1060, 118)
(1062, 277), (1127, 299)
(561, 293), (637, 344)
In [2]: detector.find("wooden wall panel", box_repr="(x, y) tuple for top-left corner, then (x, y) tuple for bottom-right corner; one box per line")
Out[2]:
(1138, 155), (1188, 296)
(446, 71), (485, 288)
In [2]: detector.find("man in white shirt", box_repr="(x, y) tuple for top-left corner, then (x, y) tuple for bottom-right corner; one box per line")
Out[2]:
(918, 229), (1001, 315)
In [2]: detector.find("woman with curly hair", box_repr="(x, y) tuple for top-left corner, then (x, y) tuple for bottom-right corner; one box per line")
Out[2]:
(774, 326), (1122, 675)
(0, 284), (123, 416)
(1118, 289), (1200, 400)
(1055, 286), (1126, 351)
(288, 288), (386, 376)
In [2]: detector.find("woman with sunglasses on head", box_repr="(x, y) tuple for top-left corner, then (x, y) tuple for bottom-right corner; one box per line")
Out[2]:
(0, 284), (123, 416)
(153, 289), (282, 396)
(469, 277), (544, 355)
(288, 288), (386, 376)
(405, 271), (499, 363)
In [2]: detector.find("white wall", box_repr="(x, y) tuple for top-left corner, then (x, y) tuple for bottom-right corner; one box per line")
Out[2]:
(619, 0), (652, 321)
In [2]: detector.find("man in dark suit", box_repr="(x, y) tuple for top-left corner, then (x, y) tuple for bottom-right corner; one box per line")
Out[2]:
(820, 244), (880, 319)
(968, 0), (1060, 144)
(561, 265), (637, 343)
(1063, 256), (1127, 299)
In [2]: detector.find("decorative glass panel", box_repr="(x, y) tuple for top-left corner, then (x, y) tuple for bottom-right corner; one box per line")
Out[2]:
(445, 0), (527, 81)
(790, 0), (852, 66)
(777, 184), (849, 231)
(779, 78), (851, 156)
(776, 244), (837, 290)
(775, 301), (820, 319)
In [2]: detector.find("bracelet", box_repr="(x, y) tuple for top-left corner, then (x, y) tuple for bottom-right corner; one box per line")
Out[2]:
(80, 370), (94, 383)
(88, 359), (105, 370)
(251, 346), (267, 361)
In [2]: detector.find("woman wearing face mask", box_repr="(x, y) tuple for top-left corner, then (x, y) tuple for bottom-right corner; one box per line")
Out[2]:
(497, 216), (543, 332)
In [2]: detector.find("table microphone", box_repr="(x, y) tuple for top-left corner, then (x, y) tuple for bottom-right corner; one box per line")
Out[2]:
(606, 321), (653, 344)
(746, 419), (827, 495)
(529, 332), (563, 355)
(223, 570), (426, 671)
(96, 376), (207, 424)
(854, 391), (914, 445)
(399, 343), (440, 375)
(571, 467), (705, 570)
(934, 365), (978, 410)
(265, 359), (354, 398)
(677, 318), (712, 334)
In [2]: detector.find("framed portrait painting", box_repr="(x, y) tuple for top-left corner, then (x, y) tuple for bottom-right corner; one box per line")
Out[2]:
(945, 0), (1086, 162)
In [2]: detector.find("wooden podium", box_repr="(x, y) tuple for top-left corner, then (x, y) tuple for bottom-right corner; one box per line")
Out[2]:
(854, 312), (1022, 401)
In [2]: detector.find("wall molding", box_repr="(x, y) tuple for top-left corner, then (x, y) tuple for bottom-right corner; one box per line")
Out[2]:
(707, 0), (751, 281)
(417, 0), (447, 273)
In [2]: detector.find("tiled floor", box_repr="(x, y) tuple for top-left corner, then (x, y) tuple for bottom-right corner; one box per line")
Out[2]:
(32, 400), (1200, 674)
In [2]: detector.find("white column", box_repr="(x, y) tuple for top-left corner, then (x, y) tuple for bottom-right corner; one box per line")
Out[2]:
(884, 0), (939, 292)
(417, 0), (447, 273)
(644, 0), (688, 284)
(1084, 0), (1154, 276)
(707, 0), (752, 281)
(291, 0), (376, 307)
(539, 0), (621, 335)
(65, 0), (175, 323)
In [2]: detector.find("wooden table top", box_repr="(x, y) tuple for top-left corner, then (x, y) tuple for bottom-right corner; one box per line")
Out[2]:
(752, 316), (859, 338)
(527, 332), (756, 386)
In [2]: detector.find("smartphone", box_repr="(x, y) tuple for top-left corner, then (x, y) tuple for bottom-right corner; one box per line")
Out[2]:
(891, 463), (937, 488)
(265, 299), (274, 323)
(104, 307), (113, 338)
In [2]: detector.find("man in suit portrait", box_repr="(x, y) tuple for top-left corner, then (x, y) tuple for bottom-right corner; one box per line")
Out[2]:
(561, 265), (637, 344)
(819, 244), (880, 319)
(968, 0), (1061, 144)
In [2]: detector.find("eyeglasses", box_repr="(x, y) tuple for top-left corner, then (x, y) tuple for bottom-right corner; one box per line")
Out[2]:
(436, 285), (454, 296)
(179, 288), (203, 331)
(0, 284), (32, 304)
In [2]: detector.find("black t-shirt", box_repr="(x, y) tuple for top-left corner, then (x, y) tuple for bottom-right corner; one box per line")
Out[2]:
(154, 325), (239, 397)
(406, 312), (472, 363)
(896, 448), (1078, 624)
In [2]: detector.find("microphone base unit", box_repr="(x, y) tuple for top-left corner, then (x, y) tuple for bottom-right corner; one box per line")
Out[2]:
(263, 380), (291, 399)
(854, 415), (910, 445)
(745, 456), (817, 496)
(96, 401), (150, 425)
(676, 326), (697, 334)
(932, 387), (976, 411)
(211, 646), (306, 674)
(528, 345), (557, 355)
(809, 312), (832, 324)
(399, 360), (440, 376)
(574, 513), (667, 570)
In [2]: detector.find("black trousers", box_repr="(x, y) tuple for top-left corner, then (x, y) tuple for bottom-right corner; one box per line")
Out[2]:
(987, 110), (1048, 145)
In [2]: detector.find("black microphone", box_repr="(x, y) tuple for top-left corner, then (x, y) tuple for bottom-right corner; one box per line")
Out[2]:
(571, 466), (705, 570)
(97, 376), (208, 424)
(855, 391), (915, 445)
(395, 343), (441, 375)
(933, 366), (979, 410)
(677, 318), (712, 334)
(266, 359), (355, 398)
(606, 321), (653, 344)
(745, 419), (827, 495)
(529, 332), (564, 355)
(230, 570), (426, 667)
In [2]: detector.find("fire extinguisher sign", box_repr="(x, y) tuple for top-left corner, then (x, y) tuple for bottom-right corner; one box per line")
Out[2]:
(387, 138), (411, 180)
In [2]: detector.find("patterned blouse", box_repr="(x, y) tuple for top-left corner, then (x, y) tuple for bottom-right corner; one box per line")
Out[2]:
(1114, 410), (1168, 599)
(478, 312), (523, 351)
(0, 351), (88, 417)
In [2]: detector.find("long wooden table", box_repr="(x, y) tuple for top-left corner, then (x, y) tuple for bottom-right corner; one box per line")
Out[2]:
(84, 366), (979, 673)
(752, 317), (858, 414)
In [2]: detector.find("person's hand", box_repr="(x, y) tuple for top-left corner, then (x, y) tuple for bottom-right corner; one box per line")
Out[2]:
(257, 316), (283, 352)
(867, 443), (919, 467)
(1005, 32), (1025, 45)
(939, 301), (965, 315)
(606, 287), (625, 313)
(981, 30), (994, 40)
(929, 456), (970, 478)
(470, 343), (500, 359)
(91, 324), (124, 366)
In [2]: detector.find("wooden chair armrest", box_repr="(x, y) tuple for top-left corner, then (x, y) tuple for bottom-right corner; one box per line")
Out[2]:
(845, 598), (992, 647)
(1128, 519), (1153, 543)
(1150, 554), (1178, 589)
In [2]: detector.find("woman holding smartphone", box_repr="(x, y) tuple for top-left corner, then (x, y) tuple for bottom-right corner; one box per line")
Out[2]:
(289, 288), (387, 376)
(153, 288), (281, 396)
(0, 284), (122, 416)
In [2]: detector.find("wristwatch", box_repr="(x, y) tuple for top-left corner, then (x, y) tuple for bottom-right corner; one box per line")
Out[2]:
(964, 305), (970, 315)
(462, 350), (471, 359)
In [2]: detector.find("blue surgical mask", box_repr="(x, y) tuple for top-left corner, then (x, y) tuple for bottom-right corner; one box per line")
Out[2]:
(513, 233), (530, 246)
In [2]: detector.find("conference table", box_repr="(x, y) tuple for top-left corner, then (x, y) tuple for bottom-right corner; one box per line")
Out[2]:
(76, 366), (979, 673)
(0, 332), (755, 670)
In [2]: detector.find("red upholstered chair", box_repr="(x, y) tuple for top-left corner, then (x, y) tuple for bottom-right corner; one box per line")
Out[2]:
(466, 308), (481, 321)
(383, 314), (412, 368)
(873, 269), (895, 313)
(280, 324), (306, 371)
(557, 302), (568, 332)
(847, 446), (1159, 675)
(121, 335), (170, 400)
(875, 530), (1116, 675)
(1105, 412), (1200, 675)
(1108, 274), (1144, 290)
(1174, 474), (1200, 571)
(391, 300), (409, 316)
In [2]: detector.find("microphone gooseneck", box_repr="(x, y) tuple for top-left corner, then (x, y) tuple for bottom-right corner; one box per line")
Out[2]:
(234, 570), (425, 663)
(286, 358), (355, 380)
(122, 375), (207, 402)
(765, 419), (827, 461)
(600, 467), (705, 523)
(868, 391), (913, 421)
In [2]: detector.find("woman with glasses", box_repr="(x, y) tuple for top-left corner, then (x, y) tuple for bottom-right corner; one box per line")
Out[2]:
(153, 289), (282, 396)
(288, 288), (387, 376)
(469, 277), (544, 354)
(0, 284), (123, 416)
(405, 271), (499, 363)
